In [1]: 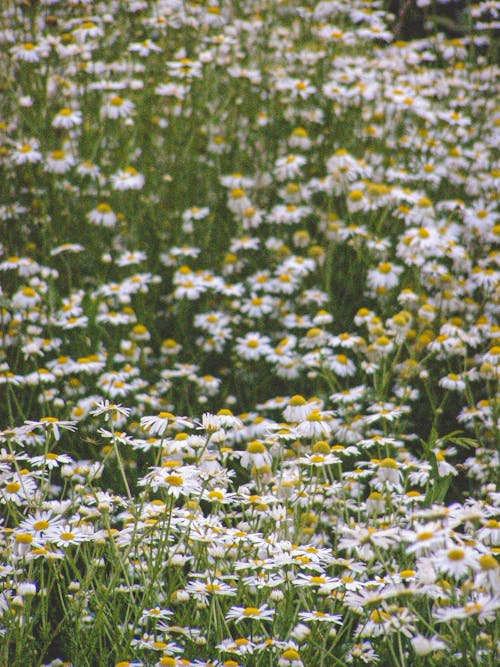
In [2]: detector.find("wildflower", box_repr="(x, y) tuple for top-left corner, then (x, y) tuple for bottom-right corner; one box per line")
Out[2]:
(50, 243), (85, 256)
(274, 154), (307, 181)
(279, 648), (304, 667)
(235, 333), (272, 361)
(101, 95), (135, 120)
(367, 262), (403, 292)
(87, 203), (118, 228)
(1, 474), (38, 505)
(283, 395), (317, 422)
(11, 41), (48, 62)
(327, 354), (356, 377)
(30, 452), (73, 470)
(155, 657), (188, 667)
(410, 635), (448, 656)
(139, 465), (201, 498)
(46, 523), (94, 548)
(296, 410), (332, 439)
(405, 523), (451, 555)
(434, 546), (480, 578)
(111, 167), (145, 191)
(11, 140), (42, 165)
(475, 554), (500, 595)
(52, 108), (82, 129)
(298, 610), (342, 624)
(238, 440), (272, 470)
(140, 412), (193, 436)
(227, 187), (252, 215)
(77, 160), (101, 179)
(374, 458), (402, 489)
(226, 604), (275, 623)
(24, 417), (77, 441)
(200, 410), (242, 431)
(45, 149), (76, 173)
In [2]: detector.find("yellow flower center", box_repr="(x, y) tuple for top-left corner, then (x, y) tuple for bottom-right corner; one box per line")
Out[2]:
(243, 607), (260, 616)
(282, 649), (301, 660)
(246, 440), (266, 454)
(164, 475), (183, 486)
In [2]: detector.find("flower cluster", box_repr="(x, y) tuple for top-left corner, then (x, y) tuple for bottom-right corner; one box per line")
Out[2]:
(0, 0), (499, 666)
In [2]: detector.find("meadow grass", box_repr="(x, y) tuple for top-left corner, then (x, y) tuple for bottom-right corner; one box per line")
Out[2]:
(0, 1), (499, 665)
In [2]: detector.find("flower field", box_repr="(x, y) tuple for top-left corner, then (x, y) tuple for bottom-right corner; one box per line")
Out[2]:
(0, 1), (499, 665)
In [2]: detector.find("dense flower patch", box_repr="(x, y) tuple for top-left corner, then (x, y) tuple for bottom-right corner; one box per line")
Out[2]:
(0, 1), (499, 665)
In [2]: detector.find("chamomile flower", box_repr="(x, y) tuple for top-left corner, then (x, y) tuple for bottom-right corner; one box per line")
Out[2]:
(45, 149), (76, 173)
(237, 440), (272, 470)
(140, 412), (193, 436)
(367, 262), (404, 292)
(327, 354), (356, 377)
(279, 648), (304, 667)
(434, 545), (480, 578)
(11, 140), (43, 165)
(296, 410), (333, 439)
(24, 417), (77, 441)
(235, 333), (272, 361)
(101, 95), (136, 120)
(52, 107), (82, 129)
(111, 166), (145, 191)
(410, 635), (448, 656)
(87, 203), (118, 227)
(274, 154), (307, 181)
(225, 604), (275, 623)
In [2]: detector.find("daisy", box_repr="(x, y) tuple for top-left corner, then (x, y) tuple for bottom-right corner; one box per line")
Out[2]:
(235, 333), (272, 361)
(439, 372), (466, 391)
(327, 354), (356, 377)
(46, 523), (94, 548)
(1, 474), (38, 505)
(410, 634), (448, 657)
(374, 457), (403, 488)
(10, 140), (43, 165)
(227, 187), (252, 215)
(174, 280), (206, 300)
(367, 262), (404, 292)
(185, 578), (236, 600)
(52, 107), (82, 129)
(111, 166), (145, 191)
(140, 412), (193, 436)
(240, 294), (276, 317)
(237, 440), (272, 470)
(225, 604), (275, 623)
(24, 417), (77, 441)
(45, 149), (76, 174)
(155, 656), (189, 667)
(155, 80), (189, 99)
(101, 95), (136, 120)
(433, 545), (480, 578)
(50, 243), (85, 256)
(404, 523), (452, 555)
(274, 154), (307, 181)
(11, 41), (48, 62)
(279, 648), (304, 667)
(129, 39), (162, 56)
(30, 452), (73, 470)
(298, 610), (342, 624)
(87, 203), (117, 227)
(296, 410), (332, 439)
(18, 511), (64, 537)
(283, 395), (319, 422)
(11, 285), (41, 310)
(76, 160), (101, 179)
(139, 466), (201, 498)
